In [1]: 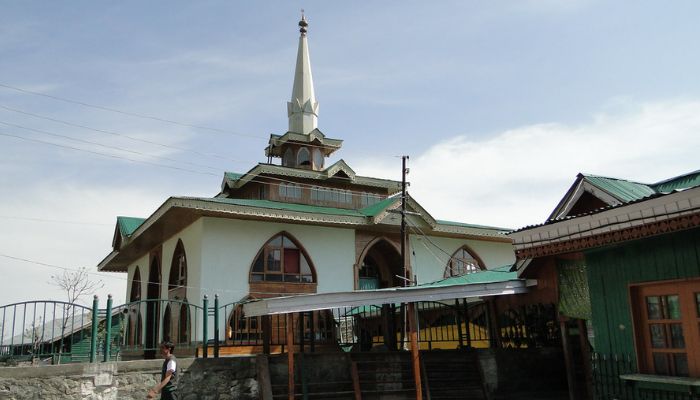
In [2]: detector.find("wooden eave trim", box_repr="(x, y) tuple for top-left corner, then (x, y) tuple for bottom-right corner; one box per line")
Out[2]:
(515, 211), (700, 259)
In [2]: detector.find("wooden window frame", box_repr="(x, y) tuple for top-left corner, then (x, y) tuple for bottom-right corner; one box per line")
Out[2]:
(443, 246), (484, 278)
(630, 278), (700, 377)
(249, 233), (316, 284)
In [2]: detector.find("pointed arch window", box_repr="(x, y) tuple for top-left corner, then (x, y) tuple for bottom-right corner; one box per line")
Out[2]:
(250, 233), (315, 283)
(283, 148), (294, 167)
(169, 240), (187, 290)
(297, 147), (311, 167)
(130, 267), (141, 302)
(312, 148), (323, 169)
(444, 247), (483, 278)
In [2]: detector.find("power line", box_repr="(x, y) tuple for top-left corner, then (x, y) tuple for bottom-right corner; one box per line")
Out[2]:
(0, 104), (246, 165)
(0, 253), (324, 300)
(0, 215), (111, 226)
(0, 119), (222, 172)
(0, 131), (218, 177)
(0, 127), (401, 199)
(0, 82), (264, 139)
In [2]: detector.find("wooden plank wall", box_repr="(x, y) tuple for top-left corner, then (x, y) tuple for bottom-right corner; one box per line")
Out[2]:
(585, 227), (700, 357)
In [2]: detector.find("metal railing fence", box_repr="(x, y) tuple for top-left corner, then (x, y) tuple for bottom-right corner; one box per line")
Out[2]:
(2, 296), (561, 364)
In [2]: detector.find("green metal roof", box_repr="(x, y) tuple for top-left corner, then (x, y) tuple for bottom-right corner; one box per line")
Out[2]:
(358, 197), (399, 217)
(418, 265), (517, 288)
(224, 172), (244, 182)
(651, 170), (700, 193)
(436, 219), (512, 232)
(200, 197), (367, 217)
(116, 216), (146, 237)
(582, 174), (656, 202)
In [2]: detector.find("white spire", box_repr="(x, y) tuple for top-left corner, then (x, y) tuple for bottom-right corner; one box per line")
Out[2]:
(287, 12), (319, 135)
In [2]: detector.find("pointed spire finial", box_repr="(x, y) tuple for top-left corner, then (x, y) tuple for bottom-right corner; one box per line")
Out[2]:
(299, 9), (308, 35)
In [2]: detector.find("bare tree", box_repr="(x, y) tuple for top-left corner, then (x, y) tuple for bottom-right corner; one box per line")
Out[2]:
(23, 317), (44, 365)
(50, 267), (104, 306)
(48, 267), (103, 363)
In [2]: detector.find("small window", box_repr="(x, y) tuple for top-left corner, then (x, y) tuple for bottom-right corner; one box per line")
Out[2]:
(632, 280), (700, 377)
(283, 148), (294, 167)
(278, 183), (301, 199)
(312, 148), (323, 169)
(249, 233), (315, 283)
(297, 147), (311, 167)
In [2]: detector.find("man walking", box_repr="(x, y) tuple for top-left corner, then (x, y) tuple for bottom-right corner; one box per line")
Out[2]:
(148, 341), (178, 399)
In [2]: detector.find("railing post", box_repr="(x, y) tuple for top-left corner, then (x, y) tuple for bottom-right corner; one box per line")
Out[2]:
(103, 295), (113, 362)
(90, 296), (99, 363)
(202, 295), (208, 358)
(214, 295), (220, 358)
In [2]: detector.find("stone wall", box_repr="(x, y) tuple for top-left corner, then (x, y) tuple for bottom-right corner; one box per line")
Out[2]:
(0, 357), (259, 400)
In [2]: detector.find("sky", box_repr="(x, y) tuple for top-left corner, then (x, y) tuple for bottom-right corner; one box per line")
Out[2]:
(0, 1), (699, 306)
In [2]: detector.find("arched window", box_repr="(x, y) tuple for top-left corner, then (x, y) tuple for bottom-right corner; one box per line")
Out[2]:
(444, 247), (483, 278)
(169, 240), (187, 290)
(130, 267), (141, 302)
(178, 303), (189, 344)
(250, 233), (315, 283)
(312, 148), (323, 169)
(163, 304), (172, 342)
(297, 147), (311, 167)
(283, 148), (294, 167)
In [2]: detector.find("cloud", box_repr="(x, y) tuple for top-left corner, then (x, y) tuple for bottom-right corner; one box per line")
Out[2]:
(353, 98), (700, 229)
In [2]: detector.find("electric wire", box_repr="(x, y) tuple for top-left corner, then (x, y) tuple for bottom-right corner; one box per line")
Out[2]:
(0, 128), (402, 199)
(0, 215), (111, 226)
(0, 132), (218, 176)
(0, 104), (245, 164)
(0, 82), (264, 139)
(0, 99), (343, 152)
(0, 119), (221, 172)
(0, 253), (315, 300)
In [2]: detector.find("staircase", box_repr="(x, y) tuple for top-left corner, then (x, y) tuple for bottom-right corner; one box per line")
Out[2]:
(269, 353), (356, 400)
(422, 350), (486, 400)
(266, 350), (486, 400)
(351, 352), (418, 400)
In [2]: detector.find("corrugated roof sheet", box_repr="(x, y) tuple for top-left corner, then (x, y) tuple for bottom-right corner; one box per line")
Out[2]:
(224, 172), (244, 182)
(436, 219), (512, 232)
(116, 216), (146, 237)
(418, 265), (516, 288)
(200, 197), (367, 217)
(651, 169), (700, 193)
(582, 174), (656, 202)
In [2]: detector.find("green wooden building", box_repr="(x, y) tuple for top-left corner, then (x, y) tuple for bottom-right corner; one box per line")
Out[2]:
(509, 170), (700, 399)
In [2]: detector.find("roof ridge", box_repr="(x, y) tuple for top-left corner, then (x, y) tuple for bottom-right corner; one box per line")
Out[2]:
(580, 173), (652, 186)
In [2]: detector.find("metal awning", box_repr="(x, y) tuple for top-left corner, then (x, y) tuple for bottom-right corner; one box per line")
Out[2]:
(242, 275), (536, 317)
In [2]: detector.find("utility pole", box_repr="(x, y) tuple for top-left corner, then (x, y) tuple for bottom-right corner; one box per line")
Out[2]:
(399, 155), (423, 400)
(400, 155), (409, 285)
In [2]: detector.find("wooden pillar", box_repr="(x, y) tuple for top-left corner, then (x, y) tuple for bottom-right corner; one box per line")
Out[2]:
(455, 299), (464, 348)
(299, 311), (305, 354)
(309, 311), (316, 353)
(407, 302), (423, 400)
(577, 319), (593, 400)
(262, 315), (271, 355)
(286, 313), (295, 400)
(560, 319), (576, 400)
(487, 299), (501, 348)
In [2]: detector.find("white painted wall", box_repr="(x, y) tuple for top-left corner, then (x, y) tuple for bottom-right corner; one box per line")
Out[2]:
(199, 217), (356, 306)
(409, 234), (515, 285)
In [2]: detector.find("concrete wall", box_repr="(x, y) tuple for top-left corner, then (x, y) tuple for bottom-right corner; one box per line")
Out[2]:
(200, 217), (357, 301)
(410, 235), (516, 284)
(0, 357), (259, 400)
